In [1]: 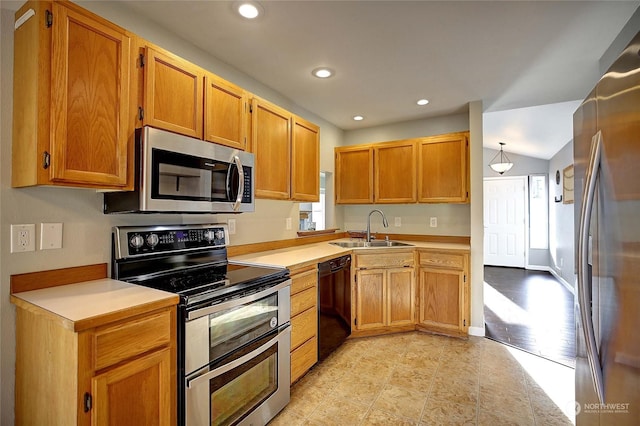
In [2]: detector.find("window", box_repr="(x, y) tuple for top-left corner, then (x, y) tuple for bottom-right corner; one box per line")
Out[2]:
(299, 172), (326, 231)
(529, 175), (548, 249)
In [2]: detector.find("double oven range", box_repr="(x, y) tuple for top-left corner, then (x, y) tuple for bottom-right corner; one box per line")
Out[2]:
(112, 224), (291, 426)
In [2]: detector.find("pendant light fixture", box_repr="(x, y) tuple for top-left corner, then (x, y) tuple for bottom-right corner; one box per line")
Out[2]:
(489, 142), (514, 174)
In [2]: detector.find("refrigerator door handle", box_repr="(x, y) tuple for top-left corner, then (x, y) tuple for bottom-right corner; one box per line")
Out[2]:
(577, 130), (605, 404)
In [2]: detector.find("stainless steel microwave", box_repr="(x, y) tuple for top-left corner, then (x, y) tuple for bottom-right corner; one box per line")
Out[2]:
(104, 127), (254, 214)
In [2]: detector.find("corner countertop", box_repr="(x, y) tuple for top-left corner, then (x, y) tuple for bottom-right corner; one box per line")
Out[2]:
(230, 238), (470, 270)
(11, 278), (179, 332)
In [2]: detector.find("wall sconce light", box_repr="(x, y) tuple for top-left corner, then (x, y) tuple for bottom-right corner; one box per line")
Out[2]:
(489, 142), (514, 174)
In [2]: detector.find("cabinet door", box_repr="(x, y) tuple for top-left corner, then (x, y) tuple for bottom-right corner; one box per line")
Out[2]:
(355, 269), (386, 329)
(387, 268), (415, 326)
(291, 116), (320, 201)
(50, 2), (131, 187)
(204, 73), (248, 149)
(418, 267), (465, 332)
(418, 132), (469, 203)
(374, 140), (417, 203)
(251, 98), (291, 199)
(144, 46), (203, 138)
(335, 146), (374, 204)
(92, 348), (173, 426)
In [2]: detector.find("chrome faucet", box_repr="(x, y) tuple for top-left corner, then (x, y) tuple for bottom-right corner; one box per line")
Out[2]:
(366, 209), (389, 242)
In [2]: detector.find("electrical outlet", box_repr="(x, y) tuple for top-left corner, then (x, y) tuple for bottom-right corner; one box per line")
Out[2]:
(228, 219), (236, 235)
(11, 224), (36, 253)
(430, 217), (438, 228)
(286, 218), (292, 230)
(394, 217), (401, 227)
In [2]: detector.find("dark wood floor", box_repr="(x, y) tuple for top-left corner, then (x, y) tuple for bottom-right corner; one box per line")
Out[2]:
(484, 266), (575, 368)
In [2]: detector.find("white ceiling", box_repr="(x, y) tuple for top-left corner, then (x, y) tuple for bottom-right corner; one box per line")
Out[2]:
(4, 1), (639, 159)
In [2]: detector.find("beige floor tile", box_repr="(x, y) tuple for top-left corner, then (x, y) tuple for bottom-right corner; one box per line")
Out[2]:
(363, 408), (420, 426)
(421, 398), (477, 425)
(270, 332), (575, 426)
(304, 395), (370, 426)
(372, 383), (429, 421)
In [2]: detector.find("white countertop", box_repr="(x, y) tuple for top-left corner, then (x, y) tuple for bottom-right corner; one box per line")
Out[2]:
(231, 238), (470, 269)
(11, 278), (179, 331)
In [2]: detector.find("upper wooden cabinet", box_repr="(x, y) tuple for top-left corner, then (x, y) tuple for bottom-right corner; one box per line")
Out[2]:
(12, 1), (134, 189)
(418, 132), (469, 203)
(291, 116), (320, 201)
(143, 46), (204, 139)
(335, 131), (469, 205)
(252, 97), (292, 199)
(374, 140), (417, 203)
(251, 97), (320, 201)
(335, 146), (374, 204)
(204, 72), (249, 150)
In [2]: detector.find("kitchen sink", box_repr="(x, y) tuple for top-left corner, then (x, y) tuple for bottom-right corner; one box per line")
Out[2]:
(330, 240), (414, 248)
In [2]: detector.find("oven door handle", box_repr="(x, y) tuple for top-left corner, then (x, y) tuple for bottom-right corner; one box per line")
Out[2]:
(186, 278), (291, 320)
(185, 326), (289, 389)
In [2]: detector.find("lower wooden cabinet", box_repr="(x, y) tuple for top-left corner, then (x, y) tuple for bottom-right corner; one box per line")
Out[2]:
(13, 304), (177, 426)
(289, 265), (318, 384)
(417, 249), (470, 337)
(353, 250), (415, 336)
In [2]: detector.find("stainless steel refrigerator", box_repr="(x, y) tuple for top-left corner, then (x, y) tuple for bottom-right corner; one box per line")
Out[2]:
(573, 30), (640, 425)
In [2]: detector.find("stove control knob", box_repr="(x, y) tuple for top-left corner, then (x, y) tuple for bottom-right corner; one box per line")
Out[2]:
(146, 233), (159, 247)
(203, 230), (215, 242)
(129, 234), (144, 249)
(215, 230), (225, 241)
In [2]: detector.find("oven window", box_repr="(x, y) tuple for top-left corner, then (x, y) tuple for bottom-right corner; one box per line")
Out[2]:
(210, 341), (278, 426)
(209, 293), (279, 361)
(151, 149), (233, 201)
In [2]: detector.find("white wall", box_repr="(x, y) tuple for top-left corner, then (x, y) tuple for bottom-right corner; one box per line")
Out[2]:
(548, 140), (575, 287)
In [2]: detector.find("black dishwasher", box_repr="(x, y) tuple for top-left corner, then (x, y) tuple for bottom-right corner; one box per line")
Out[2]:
(318, 254), (352, 362)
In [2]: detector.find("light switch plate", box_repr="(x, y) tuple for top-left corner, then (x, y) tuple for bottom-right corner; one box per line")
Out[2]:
(40, 223), (63, 250)
(286, 218), (292, 230)
(11, 224), (36, 253)
(430, 217), (438, 228)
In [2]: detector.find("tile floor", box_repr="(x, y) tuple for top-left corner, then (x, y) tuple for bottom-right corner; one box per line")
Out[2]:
(270, 332), (575, 425)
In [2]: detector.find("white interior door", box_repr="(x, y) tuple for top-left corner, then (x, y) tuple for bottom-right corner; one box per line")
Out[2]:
(484, 177), (526, 267)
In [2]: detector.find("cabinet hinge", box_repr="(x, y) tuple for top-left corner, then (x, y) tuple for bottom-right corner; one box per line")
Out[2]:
(42, 151), (50, 169)
(354, 318), (357, 326)
(45, 10), (52, 28)
(463, 274), (466, 283)
(249, 103), (253, 113)
(463, 319), (466, 326)
(83, 392), (92, 413)
(138, 107), (144, 121)
(139, 53), (145, 67)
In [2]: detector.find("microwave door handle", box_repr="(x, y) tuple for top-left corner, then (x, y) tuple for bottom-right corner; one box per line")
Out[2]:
(577, 130), (604, 404)
(232, 155), (244, 211)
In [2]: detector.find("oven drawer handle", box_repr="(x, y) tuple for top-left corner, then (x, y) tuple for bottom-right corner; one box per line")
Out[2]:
(186, 326), (289, 389)
(186, 278), (291, 320)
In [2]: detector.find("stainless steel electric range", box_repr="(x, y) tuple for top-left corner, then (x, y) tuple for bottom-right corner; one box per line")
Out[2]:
(111, 224), (291, 426)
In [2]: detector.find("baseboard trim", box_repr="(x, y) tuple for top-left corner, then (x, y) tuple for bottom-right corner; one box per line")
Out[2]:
(525, 264), (550, 272)
(468, 326), (485, 337)
(549, 269), (575, 295)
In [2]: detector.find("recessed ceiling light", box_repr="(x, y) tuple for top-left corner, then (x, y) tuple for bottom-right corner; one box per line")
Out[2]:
(417, 99), (429, 106)
(236, 2), (262, 19)
(312, 67), (334, 78)
(353, 115), (364, 121)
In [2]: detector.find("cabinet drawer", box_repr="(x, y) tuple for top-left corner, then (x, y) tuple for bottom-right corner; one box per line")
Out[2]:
(356, 251), (414, 269)
(93, 310), (172, 370)
(290, 268), (317, 295)
(291, 286), (317, 317)
(291, 307), (317, 351)
(291, 336), (318, 384)
(419, 251), (465, 270)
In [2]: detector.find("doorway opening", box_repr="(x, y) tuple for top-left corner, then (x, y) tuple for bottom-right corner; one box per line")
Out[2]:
(483, 176), (575, 367)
